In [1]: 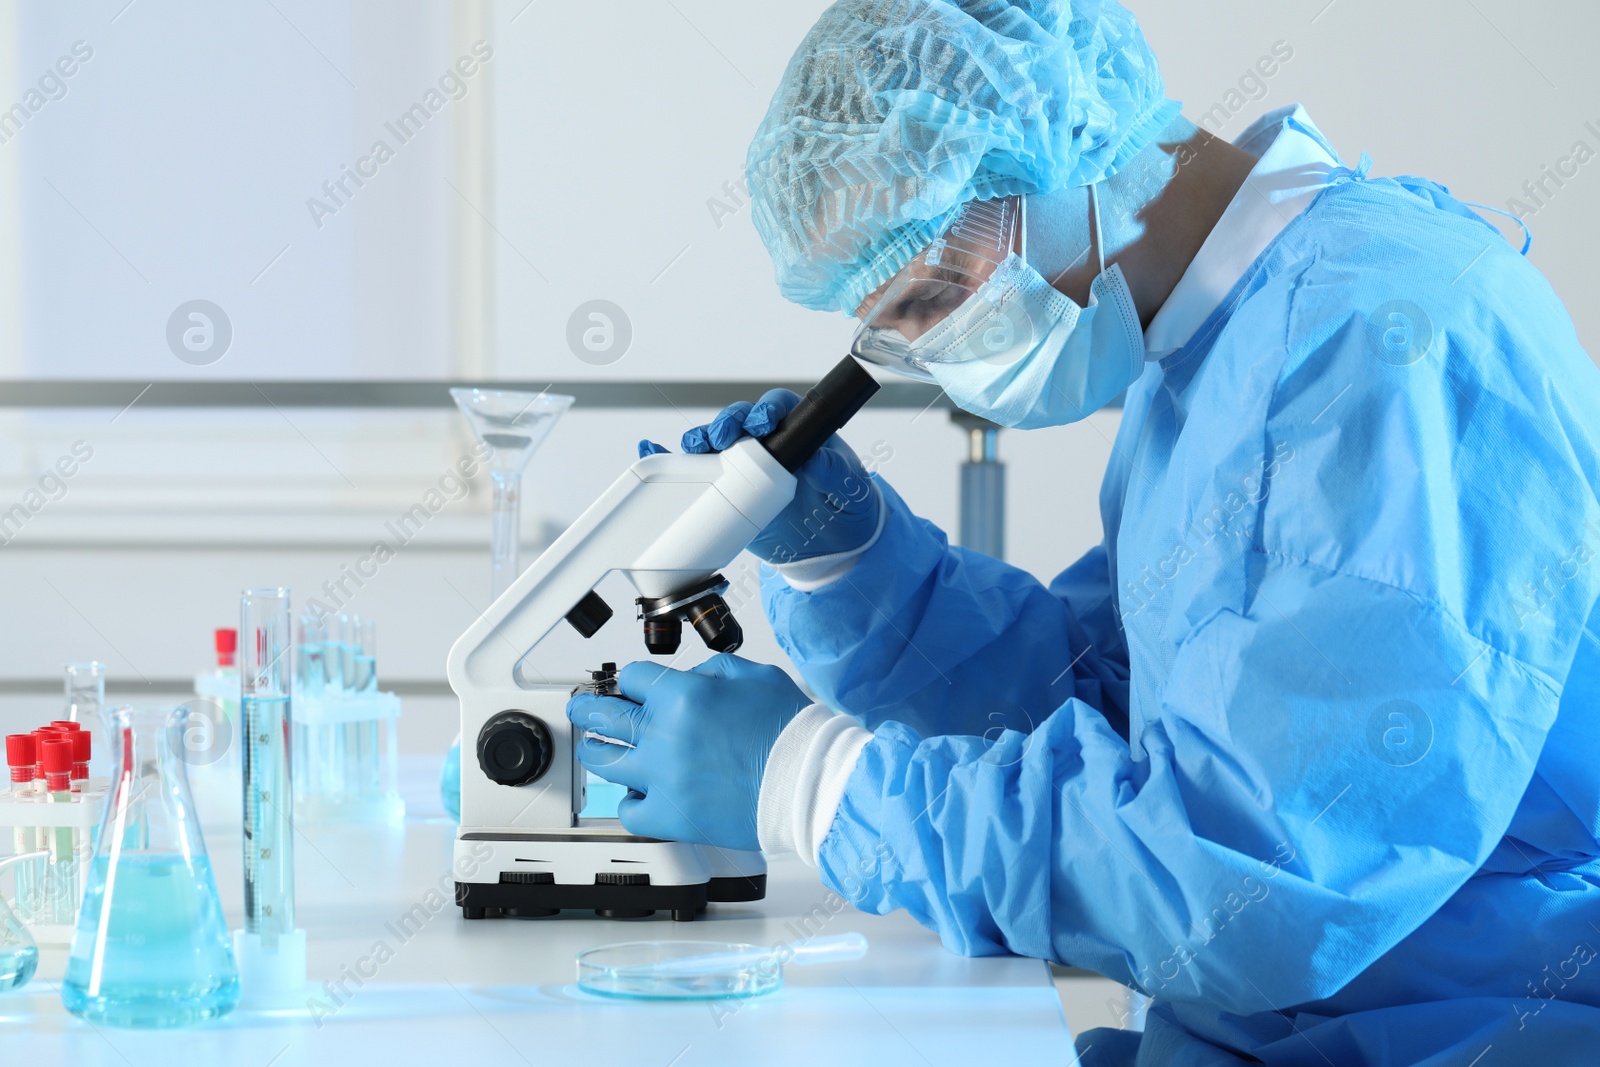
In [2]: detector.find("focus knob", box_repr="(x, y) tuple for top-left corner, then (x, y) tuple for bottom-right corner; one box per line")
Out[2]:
(476, 711), (553, 787)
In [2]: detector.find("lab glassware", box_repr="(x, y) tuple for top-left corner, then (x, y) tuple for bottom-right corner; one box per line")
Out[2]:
(234, 587), (306, 1008)
(296, 614), (326, 698)
(241, 588), (295, 940)
(576, 933), (868, 1000)
(351, 618), (377, 796)
(187, 628), (243, 829)
(0, 852), (42, 992)
(292, 615), (402, 823)
(5, 735), (38, 925)
(353, 617), (376, 693)
(449, 388), (574, 600)
(40, 740), (77, 925)
(60, 705), (239, 1027)
(63, 661), (106, 724)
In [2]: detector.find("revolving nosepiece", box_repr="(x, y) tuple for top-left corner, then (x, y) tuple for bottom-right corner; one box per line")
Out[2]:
(636, 575), (743, 657)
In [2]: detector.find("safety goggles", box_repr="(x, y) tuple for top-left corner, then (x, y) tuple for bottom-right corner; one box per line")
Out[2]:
(850, 195), (1027, 381)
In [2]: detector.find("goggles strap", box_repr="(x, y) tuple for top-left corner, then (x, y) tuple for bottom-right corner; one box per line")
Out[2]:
(1090, 182), (1107, 277)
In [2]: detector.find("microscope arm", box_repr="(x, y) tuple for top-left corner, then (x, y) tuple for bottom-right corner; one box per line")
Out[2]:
(446, 356), (882, 693)
(447, 438), (795, 691)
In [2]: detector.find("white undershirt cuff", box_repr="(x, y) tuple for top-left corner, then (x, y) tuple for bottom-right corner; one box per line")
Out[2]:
(757, 704), (874, 865)
(771, 483), (887, 592)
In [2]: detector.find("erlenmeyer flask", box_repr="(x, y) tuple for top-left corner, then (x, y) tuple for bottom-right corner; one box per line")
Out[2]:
(0, 852), (41, 991)
(61, 705), (239, 1028)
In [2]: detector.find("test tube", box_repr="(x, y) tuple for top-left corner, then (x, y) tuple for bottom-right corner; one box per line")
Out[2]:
(354, 619), (376, 694)
(336, 613), (357, 693)
(48, 726), (91, 793)
(214, 628), (237, 670)
(63, 662), (106, 724)
(41, 724), (76, 918)
(356, 619), (378, 796)
(47, 723), (86, 791)
(296, 613), (325, 697)
(241, 588), (295, 943)
(41, 740), (76, 925)
(5, 735), (37, 924)
(66, 728), (90, 792)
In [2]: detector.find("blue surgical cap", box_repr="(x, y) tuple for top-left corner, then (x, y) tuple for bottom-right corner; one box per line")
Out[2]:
(746, 0), (1182, 314)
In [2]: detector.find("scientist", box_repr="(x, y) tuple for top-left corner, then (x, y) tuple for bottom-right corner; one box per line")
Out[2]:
(567, 1), (1600, 1062)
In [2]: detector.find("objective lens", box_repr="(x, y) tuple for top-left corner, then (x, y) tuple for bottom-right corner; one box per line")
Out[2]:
(687, 594), (742, 654)
(642, 614), (682, 656)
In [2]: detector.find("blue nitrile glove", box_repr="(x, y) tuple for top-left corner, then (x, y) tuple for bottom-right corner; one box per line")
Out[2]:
(441, 738), (462, 822)
(638, 388), (879, 565)
(566, 654), (810, 851)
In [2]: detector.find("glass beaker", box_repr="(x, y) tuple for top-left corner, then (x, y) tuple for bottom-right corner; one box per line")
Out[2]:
(0, 852), (42, 991)
(61, 705), (239, 1028)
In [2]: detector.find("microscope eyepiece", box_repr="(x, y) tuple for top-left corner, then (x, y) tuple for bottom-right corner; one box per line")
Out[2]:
(760, 355), (880, 473)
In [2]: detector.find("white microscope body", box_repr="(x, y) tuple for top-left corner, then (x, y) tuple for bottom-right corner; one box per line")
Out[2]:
(447, 357), (878, 921)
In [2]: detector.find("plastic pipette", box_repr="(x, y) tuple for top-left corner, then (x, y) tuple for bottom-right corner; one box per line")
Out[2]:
(617, 933), (868, 978)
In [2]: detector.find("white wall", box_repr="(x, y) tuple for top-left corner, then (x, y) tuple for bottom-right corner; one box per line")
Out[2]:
(1134, 0), (1600, 351)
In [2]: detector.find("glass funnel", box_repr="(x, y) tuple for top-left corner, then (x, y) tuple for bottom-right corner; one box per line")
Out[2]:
(450, 388), (574, 600)
(61, 705), (239, 1028)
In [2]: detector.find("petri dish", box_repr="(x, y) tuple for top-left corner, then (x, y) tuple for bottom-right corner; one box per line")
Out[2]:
(576, 940), (784, 1001)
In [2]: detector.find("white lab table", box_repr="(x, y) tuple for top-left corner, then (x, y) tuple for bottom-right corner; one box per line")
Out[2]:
(1, 759), (1075, 1065)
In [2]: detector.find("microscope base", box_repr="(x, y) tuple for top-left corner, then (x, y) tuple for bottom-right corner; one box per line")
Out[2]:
(454, 874), (766, 923)
(452, 832), (767, 922)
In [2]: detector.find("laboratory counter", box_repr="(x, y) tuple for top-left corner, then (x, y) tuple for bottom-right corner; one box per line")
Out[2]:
(2, 759), (1076, 1065)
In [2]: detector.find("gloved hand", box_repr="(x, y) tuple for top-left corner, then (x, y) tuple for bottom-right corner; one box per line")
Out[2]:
(566, 654), (811, 851)
(638, 388), (879, 565)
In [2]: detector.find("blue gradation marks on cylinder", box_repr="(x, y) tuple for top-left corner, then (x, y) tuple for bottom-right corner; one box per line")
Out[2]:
(241, 695), (295, 938)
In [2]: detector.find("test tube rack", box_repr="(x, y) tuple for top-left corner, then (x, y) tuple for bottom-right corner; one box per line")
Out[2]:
(190, 676), (404, 824)
(292, 690), (404, 824)
(0, 782), (106, 945)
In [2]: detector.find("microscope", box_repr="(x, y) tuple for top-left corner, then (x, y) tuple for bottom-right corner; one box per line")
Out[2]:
(448, 357), (879, 921)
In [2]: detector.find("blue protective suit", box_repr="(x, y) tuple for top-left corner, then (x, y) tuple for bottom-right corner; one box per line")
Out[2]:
(763, 166), (1600, 1063)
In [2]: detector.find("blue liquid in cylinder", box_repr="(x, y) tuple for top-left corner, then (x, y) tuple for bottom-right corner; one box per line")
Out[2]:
(243, 695), (295, 935)
(62, 854), (239, 1027)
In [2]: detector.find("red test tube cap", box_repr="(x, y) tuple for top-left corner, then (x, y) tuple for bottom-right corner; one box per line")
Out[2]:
(6, 733), (34, 763)
(6, 733), (35, 777)
(70, 730), (92, 763)
(42, 739), (72, 773)
(50, 720), (81, 732)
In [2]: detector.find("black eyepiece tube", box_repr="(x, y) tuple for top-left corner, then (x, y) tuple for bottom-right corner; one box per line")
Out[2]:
(760, 356), (881, 473)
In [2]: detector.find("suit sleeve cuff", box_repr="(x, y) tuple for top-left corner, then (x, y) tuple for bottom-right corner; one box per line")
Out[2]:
(770, 483), (887, 592)
(757, 704), (873, 864)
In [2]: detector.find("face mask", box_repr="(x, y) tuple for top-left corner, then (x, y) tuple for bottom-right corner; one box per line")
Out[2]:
(920, 186), (1146, 429)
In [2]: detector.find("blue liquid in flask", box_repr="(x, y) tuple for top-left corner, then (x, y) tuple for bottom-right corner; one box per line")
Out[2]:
(0, 899), (37, 992)
(0, 943), (37, 991)
(62, 853), (239, 1027)
(64, 697), (240, 1026)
